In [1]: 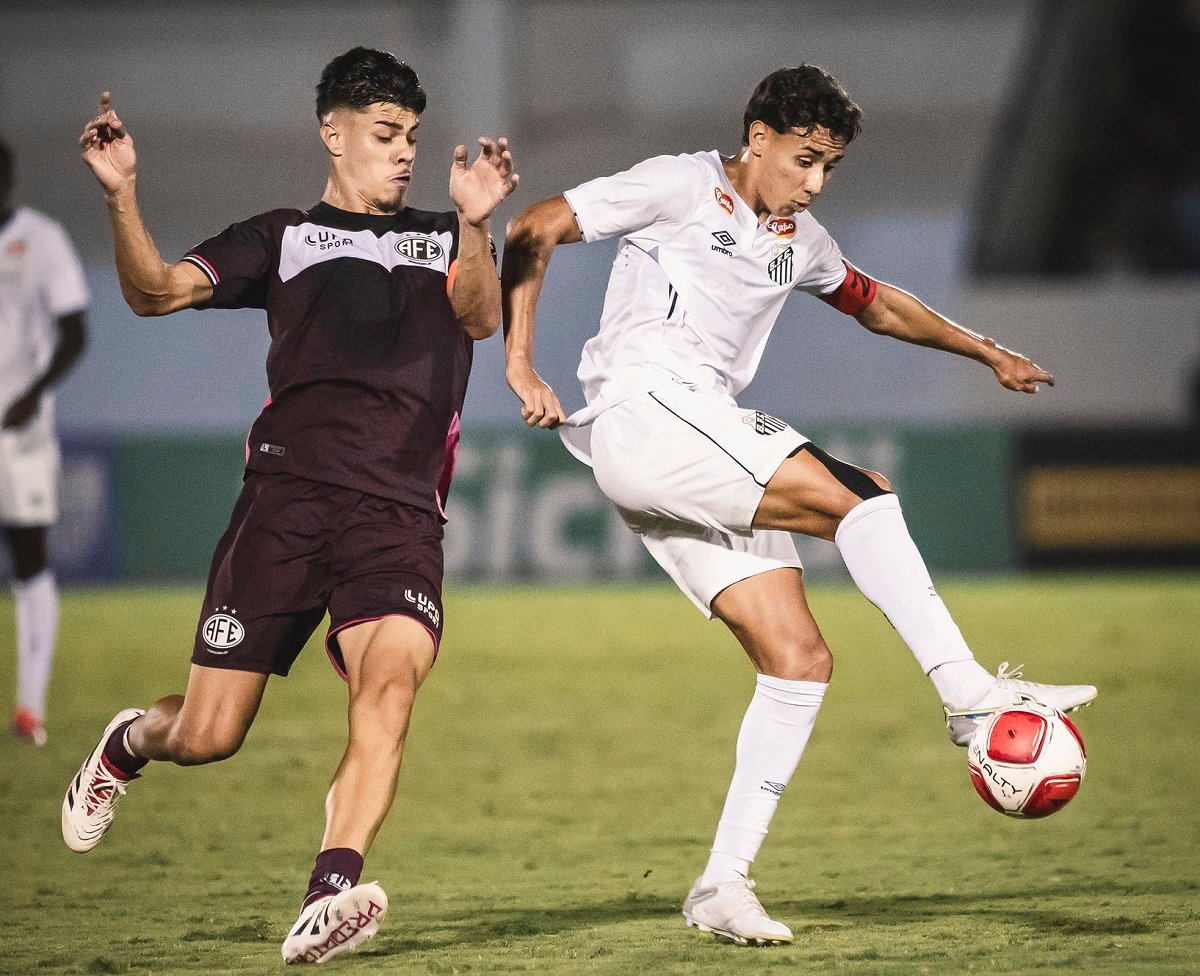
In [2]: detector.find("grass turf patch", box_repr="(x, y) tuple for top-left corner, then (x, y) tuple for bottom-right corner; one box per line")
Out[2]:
(1, 573), (1197, 975)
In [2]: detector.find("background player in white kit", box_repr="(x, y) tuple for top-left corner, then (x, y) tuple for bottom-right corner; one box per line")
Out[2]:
(503, 66), (1098, 945)
(0, 139), (89, 746)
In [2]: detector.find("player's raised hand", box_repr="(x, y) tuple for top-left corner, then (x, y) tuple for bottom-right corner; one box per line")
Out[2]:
(986, 339), (1055, 394)
(506, 361), (566, 428)
(80, 92), (137, 194)
(450, 137), (519, 226)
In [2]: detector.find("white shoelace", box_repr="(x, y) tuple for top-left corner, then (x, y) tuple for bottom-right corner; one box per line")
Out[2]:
(995, 661), (1025, 682)
(720, 879), (769, 919)
(85, 764), (129, 819)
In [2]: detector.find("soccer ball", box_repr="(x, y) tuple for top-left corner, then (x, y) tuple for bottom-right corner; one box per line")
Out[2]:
(967, 702), (1087, 818)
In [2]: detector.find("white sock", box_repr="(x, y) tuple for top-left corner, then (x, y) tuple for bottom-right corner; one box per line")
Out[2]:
(702, 675), (827, 886)
(928, 659), (994, 708)
(834, 495), (986, 696)
(14, 570), (58, 718)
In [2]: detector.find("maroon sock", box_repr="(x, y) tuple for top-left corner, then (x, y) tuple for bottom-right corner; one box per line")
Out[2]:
(302, 848), (364, 909)
(101, 717), (148, 779)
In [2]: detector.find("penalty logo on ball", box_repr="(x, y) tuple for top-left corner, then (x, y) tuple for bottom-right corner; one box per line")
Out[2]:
(967, 702), (1087, 819)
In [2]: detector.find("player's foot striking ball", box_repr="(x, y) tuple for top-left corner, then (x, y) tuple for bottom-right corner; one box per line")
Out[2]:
(70, 44), (517, 964)
(943, 662), (1097, 746)
(501, 63), (1096, 941)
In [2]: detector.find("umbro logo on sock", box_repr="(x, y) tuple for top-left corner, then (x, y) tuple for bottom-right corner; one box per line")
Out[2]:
(760, 781), (786, 797)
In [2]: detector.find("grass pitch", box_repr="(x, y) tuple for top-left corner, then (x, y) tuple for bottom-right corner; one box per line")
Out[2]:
(2, 573), (1198, 975)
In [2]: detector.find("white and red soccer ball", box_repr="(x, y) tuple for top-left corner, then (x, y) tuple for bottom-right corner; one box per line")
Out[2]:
(967, 702), (1087, 818)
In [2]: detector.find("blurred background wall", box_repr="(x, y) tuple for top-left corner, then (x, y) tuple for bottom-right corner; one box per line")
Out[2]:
(2, 0), (1197, 581)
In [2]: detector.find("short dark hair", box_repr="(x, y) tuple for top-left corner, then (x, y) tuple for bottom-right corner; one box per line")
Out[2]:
(742, 65), (862, 145)
(315, 47), (426, 121)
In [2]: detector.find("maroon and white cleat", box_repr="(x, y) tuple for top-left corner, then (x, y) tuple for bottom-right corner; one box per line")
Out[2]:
(61, 708), (144, 852)
(282, 882), (389, 964)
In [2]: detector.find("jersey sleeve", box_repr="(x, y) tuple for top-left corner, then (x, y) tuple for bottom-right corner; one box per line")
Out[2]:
(182, 212), (279, 310)
(792, 218), (849, 296)
(563, 154), (700, 243)
(38, 222), (89, 317)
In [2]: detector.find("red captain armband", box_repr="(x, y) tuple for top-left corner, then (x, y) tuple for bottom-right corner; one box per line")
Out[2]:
(819, 261), (877, 315)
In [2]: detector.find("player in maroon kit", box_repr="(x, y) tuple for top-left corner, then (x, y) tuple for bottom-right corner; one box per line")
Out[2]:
(63, 48), (518, 964)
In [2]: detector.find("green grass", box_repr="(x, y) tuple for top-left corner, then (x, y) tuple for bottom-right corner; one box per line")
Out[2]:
(2, 574), (1198, 975)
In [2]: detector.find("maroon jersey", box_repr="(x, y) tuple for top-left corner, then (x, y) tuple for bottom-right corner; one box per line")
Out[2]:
(182, 202), (474, 516)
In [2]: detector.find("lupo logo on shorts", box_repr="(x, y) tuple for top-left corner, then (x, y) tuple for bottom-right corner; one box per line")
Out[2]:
(202, 609), (244, 653)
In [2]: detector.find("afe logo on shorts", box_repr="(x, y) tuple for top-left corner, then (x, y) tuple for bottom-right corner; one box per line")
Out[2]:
(202, 608), (244, 652)
(395, 235), (444, 264)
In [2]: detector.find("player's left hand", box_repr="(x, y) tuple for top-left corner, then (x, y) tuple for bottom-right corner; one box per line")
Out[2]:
(450, 137), (519, 226)
(2, 390), (40, 430)
(986, 340), (1055, 394)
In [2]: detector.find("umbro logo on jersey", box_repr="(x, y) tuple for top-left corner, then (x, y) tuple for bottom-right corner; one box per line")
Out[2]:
(395, 235), (444, 264)
(304, 231), (353, 251)
(710, 230), (736, 256)
(743, 411), (788, 435)
(202, 607), (244, 652)
(714, 187), (734, 215)
(767, 246), (794, 285)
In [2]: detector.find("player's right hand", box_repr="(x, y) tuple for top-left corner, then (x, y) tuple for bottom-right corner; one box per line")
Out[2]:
(80, 92), (137, 194)
(506, 363), (566, 428)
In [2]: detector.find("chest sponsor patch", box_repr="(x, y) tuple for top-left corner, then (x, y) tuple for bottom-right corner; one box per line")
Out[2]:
(279, 224), (453, 282)
(714, 187), (734, 215)
(766, 216), (796, 237)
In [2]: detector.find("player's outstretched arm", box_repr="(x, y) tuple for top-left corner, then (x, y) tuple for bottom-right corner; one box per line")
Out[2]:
(80, 92), (212, 316)
(855, 281), (1055, 394)
(449, 137), (519, 339)
(501, 195), (582, 428)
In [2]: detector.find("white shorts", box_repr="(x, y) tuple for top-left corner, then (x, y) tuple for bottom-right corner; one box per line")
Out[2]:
(581, 385), (808, 617)
(0, 416), (60, 526)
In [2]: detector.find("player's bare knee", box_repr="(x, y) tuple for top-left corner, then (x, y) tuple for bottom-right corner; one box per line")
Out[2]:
(350, 675), (417, 743)
(776, 635), (833, 683)
(169, 727), (246, 766)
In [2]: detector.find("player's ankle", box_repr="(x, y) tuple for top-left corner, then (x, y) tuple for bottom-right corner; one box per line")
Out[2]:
(101, 718), (148, 779)
(700, 850), (751, 887)
(929, 659), (993, 707)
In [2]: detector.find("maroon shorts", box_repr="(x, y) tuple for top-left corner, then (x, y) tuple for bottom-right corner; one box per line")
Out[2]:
(191, 472), (444, 678)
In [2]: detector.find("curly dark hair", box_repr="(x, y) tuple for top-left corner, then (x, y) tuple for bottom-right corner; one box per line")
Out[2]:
(742, 65), (862, 145)
(315, 47), (426, 120)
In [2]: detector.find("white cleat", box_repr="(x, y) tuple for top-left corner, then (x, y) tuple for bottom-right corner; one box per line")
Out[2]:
(62, 708), (145, 852)
(682, 876), (793, 946)
(945, 662), (1097, 746)
(282, 883), (389, 965)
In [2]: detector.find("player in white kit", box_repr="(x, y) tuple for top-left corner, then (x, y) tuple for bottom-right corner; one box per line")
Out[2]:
(0, 140), (89, 746)
(502, 67), (1098, 944)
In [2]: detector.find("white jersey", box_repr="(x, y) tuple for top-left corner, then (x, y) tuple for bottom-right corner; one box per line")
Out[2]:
(562, 150), (847, 410)
(0, 207), (89, 420)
